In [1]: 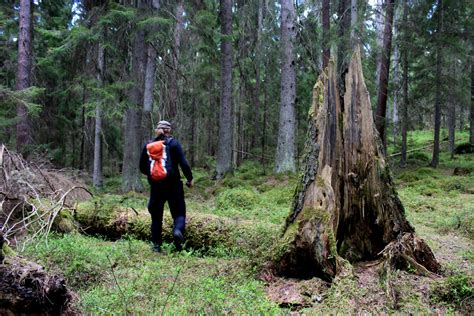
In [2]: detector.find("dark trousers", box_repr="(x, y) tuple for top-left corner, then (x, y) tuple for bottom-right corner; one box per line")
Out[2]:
(148, 181), (186, 246)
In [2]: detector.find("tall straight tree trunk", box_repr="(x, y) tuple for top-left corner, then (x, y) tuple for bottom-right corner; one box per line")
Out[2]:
(93, 44), (105, 188)
(143, 0), (159, 143)
(374, 0), (395, 148)
(322, 0), (330, 70)
(215, 0), (233, 179)
(143, 44), (157, 142)
(252, 0), (264, 149)
(122, 5), (147, 192)
(168, 0), (184, 122)
(375, 0), (385, 90)
(392, 43), (400, 143)
(392, 12), (400, 144)
(430, 0), (443, 168)
(447, 61), (457, 158)
(350, 0), (359, 47)
(470, 44), (474, 145)
(80, 89), (86, 170)
(274, 0), (296, 174)
(337, 0), (351, 89)
(16, 0), (33, 153)
(400, 0), (408, 167)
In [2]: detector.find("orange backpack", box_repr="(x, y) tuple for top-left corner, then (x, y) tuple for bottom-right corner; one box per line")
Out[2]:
(146, 138), (172, 181)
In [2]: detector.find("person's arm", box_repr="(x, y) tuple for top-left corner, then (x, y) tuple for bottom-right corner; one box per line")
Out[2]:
(173, 140), (193, 183)
(139, 145), (149, 175)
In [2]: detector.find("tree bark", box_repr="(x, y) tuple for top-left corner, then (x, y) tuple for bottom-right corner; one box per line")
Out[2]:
(337, 0), (351, 90)
(400, 0), (408, 167)
(215, 0), (234, 179)
(122, 4), (147, 192)
(93, 44), (105, 188)
(375, 0), (385, 90)
(167, 0), (184, 122)
(374, 0), (395, 149)
(16, 0), (33, 153)
(350, 0), (359, 47)
(430, 0), (443, 168)
(392, 43), (400, 144)
(252, 0), (264, 149)
(470, 43), (474, 145)
(274, 0), (296, 174)
(322, 0), (330, 70)
(143, 44), (157, 142)
(273, 49), (439, 280)
(447, 61), (456, 159)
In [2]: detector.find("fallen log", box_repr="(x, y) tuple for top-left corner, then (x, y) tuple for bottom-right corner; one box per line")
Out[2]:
(69, 195), (279, 255)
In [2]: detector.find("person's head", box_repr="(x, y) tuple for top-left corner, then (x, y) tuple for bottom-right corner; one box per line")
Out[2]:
(155, 120), (172, 137)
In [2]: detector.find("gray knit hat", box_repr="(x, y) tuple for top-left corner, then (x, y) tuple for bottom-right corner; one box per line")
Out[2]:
(156, 120), (172, 130)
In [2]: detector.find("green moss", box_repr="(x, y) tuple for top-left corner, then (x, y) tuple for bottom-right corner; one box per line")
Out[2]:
(215, 187), (258, 211)
(52, 209), (76, 233)
(1, 243), (16, 259)
(271, 221), (299, 262)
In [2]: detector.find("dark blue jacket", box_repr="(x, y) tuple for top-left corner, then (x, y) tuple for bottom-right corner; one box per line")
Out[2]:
(139, 136), (193, 184)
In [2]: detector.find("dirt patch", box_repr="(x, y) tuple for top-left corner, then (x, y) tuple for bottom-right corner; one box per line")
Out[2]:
(264, 276), (328, 308)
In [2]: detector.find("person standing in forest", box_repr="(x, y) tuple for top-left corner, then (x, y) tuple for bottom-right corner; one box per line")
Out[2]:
(140, 120), (193, 253)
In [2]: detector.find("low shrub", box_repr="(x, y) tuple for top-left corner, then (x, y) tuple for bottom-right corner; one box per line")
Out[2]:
(215, 187), (258, 211)
(430, 273), (473, 308)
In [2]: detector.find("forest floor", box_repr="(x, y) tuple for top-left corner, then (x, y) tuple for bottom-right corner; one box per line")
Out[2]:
(20, 131), (473, 314)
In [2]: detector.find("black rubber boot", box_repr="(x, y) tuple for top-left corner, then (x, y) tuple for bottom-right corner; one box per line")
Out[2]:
(152, 244), (161, 253)
(173, 229), (184, 251)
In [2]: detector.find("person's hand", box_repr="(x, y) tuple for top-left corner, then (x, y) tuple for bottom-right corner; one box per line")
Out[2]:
(186, 180), (193, 188)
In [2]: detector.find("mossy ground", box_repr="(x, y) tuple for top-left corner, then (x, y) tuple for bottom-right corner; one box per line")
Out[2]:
(20, 130), (473, 313)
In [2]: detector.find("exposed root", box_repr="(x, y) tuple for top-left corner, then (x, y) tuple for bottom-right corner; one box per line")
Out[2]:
(0, 256), (76, 314)
(379, 233), (441, 277)
(378, 233), (441, 309)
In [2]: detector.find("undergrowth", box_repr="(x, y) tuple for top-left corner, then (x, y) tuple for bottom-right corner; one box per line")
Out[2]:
(18, 130), (474, 313)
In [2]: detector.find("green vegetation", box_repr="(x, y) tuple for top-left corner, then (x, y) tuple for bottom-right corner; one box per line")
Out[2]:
(19, 130), (473, 313)
(430, 273), (473, 309)
(23, 234), (279, 314)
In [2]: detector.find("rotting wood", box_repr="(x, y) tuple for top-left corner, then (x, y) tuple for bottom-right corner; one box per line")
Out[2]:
(273, 48), (440, 281)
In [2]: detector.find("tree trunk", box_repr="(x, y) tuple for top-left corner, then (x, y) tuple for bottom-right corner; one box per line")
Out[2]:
(448, 100), (455, 159)
(80, 90), (86, 170)
(16, 0), (33, 153)
(190, 96), (197, 167)
(470, 44), (474, 145)
(400, 0), (408, 167)
(392, 43), (400, 145)
(374, 0), (395, 149)
(350, 0), (358, 47)
(274, 0), (296, 174)
(430, 0), (443, 168)
(337, 0), (351, 90)
(167, 0), (184, 122)
(93, 44), (104, 188)
(215, 0), (234, 179)
(375, 0), (385, 90)
(252, 0), (264, 149)
(143, 44), (157, 142)
(273, 49), (439, 280)
(322, 0), (330, 70)
(122, 5), (147, 192)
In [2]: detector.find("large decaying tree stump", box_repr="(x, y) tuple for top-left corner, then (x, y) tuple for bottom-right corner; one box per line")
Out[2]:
(274, 49), (440, 280)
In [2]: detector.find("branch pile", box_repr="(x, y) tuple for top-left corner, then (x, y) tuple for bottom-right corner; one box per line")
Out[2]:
(0, 145), (90, 313)
(0, 144), (91, 243)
